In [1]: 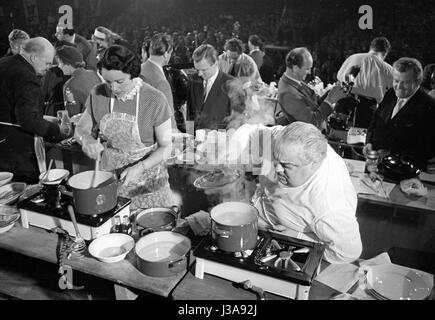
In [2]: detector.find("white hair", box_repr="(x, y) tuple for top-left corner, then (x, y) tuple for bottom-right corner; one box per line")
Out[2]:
(274, 122), (327, 165)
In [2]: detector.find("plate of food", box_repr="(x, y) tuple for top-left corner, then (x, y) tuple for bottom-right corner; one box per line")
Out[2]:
(0, 182), (27, 205)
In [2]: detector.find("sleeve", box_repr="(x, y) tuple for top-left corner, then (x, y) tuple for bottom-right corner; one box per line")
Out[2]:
(279, 90), (333, 128)
(13, 76), (61, 140)
(313, 212), (362, 264)
(151, 91), (172, 127)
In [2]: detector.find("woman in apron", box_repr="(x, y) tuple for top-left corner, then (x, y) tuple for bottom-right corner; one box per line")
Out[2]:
(74, 45), (176, 210)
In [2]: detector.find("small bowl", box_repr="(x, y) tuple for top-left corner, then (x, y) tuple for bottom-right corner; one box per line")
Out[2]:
(39, 169), (70, 185)
(0, 172), (13, 187)
(88, 233), (135, 263)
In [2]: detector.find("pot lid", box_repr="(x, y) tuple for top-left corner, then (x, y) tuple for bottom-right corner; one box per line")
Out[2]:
(193, 168), (241, 190)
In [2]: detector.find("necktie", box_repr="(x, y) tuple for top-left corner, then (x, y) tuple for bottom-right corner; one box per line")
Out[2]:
(391, 98), (405, 119)
(228, 63), (236, 77)
(300, 82), (314, 97)
(203, 79), (209, 102)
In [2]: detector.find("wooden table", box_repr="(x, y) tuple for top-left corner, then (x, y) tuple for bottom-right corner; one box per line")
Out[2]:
(171, 263), (339, 300)
(0, 224), (187, 300)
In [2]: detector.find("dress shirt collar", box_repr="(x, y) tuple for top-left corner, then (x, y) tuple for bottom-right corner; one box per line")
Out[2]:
(397, 86), (420, 105)
(284, 73), (302, 86)
(205, 68), (219, 88)
(249, 48), (261, 55)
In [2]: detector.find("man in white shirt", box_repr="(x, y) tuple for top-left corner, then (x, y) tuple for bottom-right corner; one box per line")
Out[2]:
(255, 122), (363, 264)
(337, 37), (394, 128)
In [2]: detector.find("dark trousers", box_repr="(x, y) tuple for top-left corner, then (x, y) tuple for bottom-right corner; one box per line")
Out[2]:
(354, 95), (377, 128)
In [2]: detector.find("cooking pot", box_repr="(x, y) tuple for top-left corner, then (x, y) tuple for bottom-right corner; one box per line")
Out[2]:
(210, 201), (258, 252)
(135, 231), (191, 277)
(135, 206), (180, 236)
(378, 154), (421, 183)
(67, 170), (118, 216)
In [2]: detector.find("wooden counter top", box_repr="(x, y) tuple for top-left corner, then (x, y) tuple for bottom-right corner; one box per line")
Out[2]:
(0, 224), (186, 298)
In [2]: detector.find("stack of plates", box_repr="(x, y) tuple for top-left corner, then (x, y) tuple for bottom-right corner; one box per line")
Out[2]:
(0, 204), (20, 234)
(0, 182), (27, 205)
(365, 264), (433, 300)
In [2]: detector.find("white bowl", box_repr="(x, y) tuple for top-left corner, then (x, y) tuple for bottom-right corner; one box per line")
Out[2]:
(0, 172), (13, 187)
(88, 233), (135, 263)
(39, 169), (70, 185)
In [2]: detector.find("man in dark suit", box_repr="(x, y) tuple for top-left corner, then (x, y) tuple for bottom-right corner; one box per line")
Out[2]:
(277, 47), (347, 129)
(364, 57), (435, 170)
(140, 33), (177, 130)
(0, 37), (68, 183)
(187, 44), (233, 130)
(55, 25), (97, 70)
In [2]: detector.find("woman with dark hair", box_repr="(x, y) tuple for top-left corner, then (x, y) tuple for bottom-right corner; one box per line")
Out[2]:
(74, 45), (177, 209)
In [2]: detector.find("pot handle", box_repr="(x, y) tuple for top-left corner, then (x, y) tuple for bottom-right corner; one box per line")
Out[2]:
(214, 227), (231, 238)
(139, 227), (155, 237)
(170, 205), (181, 219)
(168, 256), (186, 270)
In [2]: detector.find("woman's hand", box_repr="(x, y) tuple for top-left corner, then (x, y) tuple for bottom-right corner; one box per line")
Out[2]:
(81, 136), (104, 160)
(120, 161), (149, 185)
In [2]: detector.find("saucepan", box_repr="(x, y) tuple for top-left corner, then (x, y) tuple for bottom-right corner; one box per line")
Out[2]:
(135, 206), (180, 236)
(67, 170), (118, 216)
(210, 201), (258, 252)
(135, 231), (191, 277)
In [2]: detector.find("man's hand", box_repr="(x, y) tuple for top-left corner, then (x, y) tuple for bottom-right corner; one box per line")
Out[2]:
(362, 143), (373, 157)
(324, 85), (348, 106)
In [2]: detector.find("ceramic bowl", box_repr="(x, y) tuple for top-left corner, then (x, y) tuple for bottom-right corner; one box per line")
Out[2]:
(0, 172), (13, 187)
(39, 169), (70, 185)
(88, 233), (135, 263)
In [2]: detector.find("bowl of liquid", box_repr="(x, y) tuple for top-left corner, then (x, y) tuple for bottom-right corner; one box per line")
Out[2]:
(88, 233), (135, 263)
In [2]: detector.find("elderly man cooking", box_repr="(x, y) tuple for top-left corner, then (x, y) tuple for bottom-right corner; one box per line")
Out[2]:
(252, 122), (362, 264)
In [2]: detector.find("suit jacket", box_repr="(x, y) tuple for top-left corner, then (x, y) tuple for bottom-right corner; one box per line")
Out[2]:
(249, 49), (264, 70)
(74, 34), (97, 71)
(367, 88), (435, 169)
(63, 68), (102, 117)
(0, 55), (61, 139)
(0, 55), (63, 183)
(140, 60), (176, 128)
(277, 74), (333, 129)
(186, 71), (233, 130)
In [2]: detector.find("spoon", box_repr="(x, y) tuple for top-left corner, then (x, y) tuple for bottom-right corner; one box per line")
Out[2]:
(67, 205), (86, 255)
(41, 159), (54, 183)
(90, 137), (101, 189)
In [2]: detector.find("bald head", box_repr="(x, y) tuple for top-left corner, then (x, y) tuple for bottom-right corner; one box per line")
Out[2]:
(21, 37), (55, 76)
(285, 47), (313, 81)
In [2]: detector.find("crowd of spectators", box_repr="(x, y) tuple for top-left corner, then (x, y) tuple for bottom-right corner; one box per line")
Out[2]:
(1, 0), (434, 86)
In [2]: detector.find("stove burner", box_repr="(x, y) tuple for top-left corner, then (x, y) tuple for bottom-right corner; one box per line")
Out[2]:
(193, 230), (326, 299)
(18, 191), (131, 228)
(41, 184), (62, 209)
